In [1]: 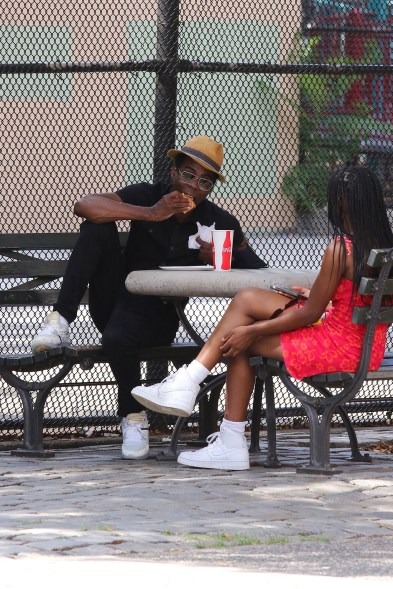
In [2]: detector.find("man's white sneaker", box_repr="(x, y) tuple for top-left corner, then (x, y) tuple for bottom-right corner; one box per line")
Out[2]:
(131, 366), (199, 417)
(121, 411), (149, 459)
(177, 426), (250, 470)
(31, 311), (71, 353)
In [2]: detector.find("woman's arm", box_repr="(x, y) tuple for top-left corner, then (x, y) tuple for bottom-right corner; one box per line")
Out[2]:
(253, 242), (345, 336)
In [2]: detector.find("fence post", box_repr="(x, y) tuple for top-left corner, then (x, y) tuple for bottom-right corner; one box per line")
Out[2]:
(153, 0), (179, 183)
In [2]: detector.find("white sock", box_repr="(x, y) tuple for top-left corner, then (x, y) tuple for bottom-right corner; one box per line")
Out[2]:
(185, 360), (211, 385)
(222, 418), (246, 434)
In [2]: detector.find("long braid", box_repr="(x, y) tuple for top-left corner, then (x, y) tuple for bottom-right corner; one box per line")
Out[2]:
(328, 162), (393, 298)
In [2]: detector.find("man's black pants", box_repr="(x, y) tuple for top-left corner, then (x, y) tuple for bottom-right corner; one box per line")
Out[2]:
(54, 221), (179, 417)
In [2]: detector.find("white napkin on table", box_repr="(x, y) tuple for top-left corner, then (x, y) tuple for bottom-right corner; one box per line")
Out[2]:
(188, 222), (215, 249)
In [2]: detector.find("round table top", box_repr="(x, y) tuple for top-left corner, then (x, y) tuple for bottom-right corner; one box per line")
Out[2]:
(125, 267), (317, 298)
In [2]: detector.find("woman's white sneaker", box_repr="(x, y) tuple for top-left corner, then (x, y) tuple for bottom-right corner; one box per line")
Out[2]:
(177, 426), (250, 470)
(131, 366), (199, 417)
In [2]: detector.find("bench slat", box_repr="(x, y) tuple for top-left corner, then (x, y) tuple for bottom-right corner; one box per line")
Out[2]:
(0, 347), (65, 367)
(0, 343), (200, 369)
(0, 233), (80, 250)
(359, 276), (393, 295)
(352, 306), (393, 324)
(251, 354), (393, 386)
(0, 232), (128, 251)
(0, 290), (89, 306)
(366, 248), (393, 268)
(0, 260), (69, 278)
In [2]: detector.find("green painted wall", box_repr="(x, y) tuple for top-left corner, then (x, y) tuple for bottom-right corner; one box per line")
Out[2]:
(0, 25), (71, 100)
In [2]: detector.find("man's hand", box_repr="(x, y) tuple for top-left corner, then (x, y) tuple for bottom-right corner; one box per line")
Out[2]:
(196, 236), (213, 265)
(149, 191), (194, 221)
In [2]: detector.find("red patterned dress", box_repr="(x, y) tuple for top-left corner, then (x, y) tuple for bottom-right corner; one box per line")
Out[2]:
(280, 240), (389, 379)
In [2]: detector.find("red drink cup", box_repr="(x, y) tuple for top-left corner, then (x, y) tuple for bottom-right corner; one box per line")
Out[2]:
(212, 230), (234, 271)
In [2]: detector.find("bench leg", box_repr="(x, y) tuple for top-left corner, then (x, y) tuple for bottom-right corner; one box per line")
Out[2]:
(10, 385), (55, 458)
(263, 375), (281, 468)
(315, 387), (372, 464)
(157, 373), (227, 461)
(335, 406), (372, 464)
(295, 403), (340, 475)
(337, 409), (371, 463)
(278, 371), (368, 474)
(1, 362), (74, 458)
(251, 370), (281, 467)
(249, 376), (263, 453)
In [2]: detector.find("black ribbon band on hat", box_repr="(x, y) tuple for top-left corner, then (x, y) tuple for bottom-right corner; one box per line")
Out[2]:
(182, 147), (221, 173)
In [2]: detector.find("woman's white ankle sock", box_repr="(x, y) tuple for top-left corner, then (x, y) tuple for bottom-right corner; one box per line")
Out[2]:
(186, 360), (211, 385)
(222, 418), (246, 434)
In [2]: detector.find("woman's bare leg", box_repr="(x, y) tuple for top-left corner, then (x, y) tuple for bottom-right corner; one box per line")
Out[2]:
(224, 353), (255, 421)
(224, 334), (283, 422)
(197, 288), (286, 370)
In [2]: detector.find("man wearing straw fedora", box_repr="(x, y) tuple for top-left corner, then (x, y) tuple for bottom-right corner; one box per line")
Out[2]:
(31, 135), (267, 460)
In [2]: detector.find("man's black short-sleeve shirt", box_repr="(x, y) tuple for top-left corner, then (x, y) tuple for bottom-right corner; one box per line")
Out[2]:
(117, 181), (266, 271)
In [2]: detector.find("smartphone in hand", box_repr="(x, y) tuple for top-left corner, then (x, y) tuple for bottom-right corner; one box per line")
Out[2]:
(270, 285), (308, 300)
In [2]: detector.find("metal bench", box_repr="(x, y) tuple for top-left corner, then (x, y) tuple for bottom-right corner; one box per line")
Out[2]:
(250, 247), (393, 474)
(0, 233), (200, 457)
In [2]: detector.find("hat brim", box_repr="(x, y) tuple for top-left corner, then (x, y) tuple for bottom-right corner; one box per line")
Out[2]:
(167, 148), (226, 183)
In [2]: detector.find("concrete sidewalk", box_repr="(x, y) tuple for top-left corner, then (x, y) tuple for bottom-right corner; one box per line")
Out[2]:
(1, 426), (393, 588)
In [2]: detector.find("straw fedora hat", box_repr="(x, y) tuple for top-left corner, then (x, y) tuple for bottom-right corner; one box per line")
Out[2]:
(167, 135), (226, 183)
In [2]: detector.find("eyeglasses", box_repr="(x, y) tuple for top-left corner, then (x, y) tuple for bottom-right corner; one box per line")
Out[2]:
(176, 168), (214, 192)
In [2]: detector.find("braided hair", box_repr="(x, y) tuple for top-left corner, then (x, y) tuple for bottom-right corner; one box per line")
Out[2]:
(327, 159), (393, 295)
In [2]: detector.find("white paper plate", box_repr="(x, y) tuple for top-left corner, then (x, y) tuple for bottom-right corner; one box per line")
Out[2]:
(159, 265), (213, 271)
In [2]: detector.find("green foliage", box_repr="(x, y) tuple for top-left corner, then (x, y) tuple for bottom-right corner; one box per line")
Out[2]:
(258, 33), (387, 214)
(282, 110), (373, 215)
(160, 530), (331, 549)
(185, 531), (264, 549)
(281, 161), (330, 213)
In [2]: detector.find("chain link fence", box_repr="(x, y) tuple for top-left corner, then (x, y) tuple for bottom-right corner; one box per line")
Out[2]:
(1, 0), (392, 442)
